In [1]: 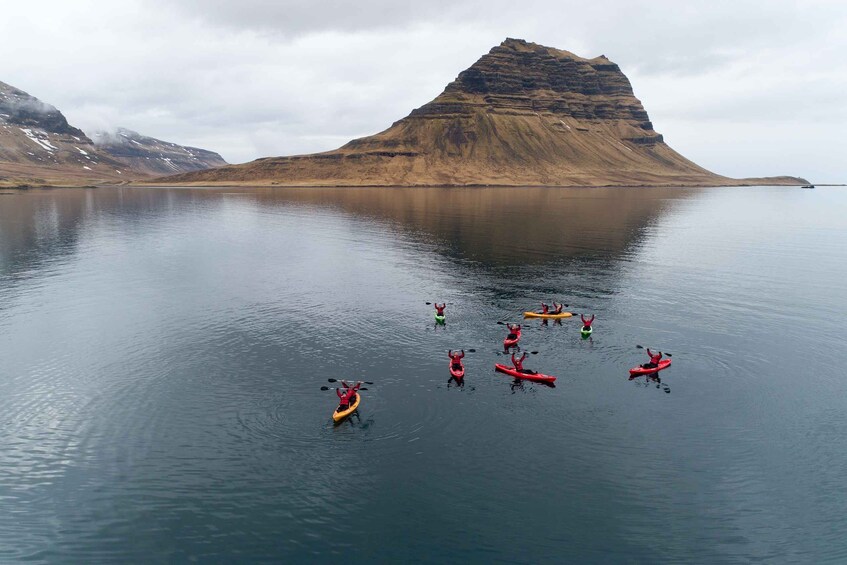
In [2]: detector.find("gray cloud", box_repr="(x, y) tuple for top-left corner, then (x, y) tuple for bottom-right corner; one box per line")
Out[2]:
(0, 0), (844, 180)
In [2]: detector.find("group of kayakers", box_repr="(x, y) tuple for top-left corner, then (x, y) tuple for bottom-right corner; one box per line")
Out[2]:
(331, 302), (666, 422)
(441, 301), (663, 380)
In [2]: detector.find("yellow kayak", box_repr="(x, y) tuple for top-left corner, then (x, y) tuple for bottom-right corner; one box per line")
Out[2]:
(523, 311), (573, 319)
(332, 392), (361, 423)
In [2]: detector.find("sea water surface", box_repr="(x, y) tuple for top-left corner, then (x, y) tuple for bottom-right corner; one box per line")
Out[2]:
(0, 185), (845, 563)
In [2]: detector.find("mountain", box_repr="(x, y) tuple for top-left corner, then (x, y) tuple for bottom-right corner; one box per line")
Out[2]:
(92, 128), (226, 176)
(1, 80), (128, 185)
(157, 38), (805, 187)
(0, 80), (226, 186)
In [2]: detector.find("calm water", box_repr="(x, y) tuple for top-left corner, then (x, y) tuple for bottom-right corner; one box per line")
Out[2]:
(1, 185), (845, 563)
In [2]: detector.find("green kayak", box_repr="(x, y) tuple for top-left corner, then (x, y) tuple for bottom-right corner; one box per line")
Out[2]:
(435, 313), (446, 324)
(580, 326), (593, 337)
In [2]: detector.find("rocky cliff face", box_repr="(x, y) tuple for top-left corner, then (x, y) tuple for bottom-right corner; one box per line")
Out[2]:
(1, 81), (226, 186)
(159, 38), (802, 187)
(92, 128), (227, 177)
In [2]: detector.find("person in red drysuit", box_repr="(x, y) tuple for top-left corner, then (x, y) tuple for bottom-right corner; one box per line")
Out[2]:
(434, 303), (446, 316)
(336, 380), (362, 409)
(642, 349), (663, 369)
(506, 323), (521, 341)
(581, 314), (595, 331)
(512, 351), (534, 373)
(540, 302), (549, 314)
(552, 302), (564, 314)
(448, 349), (465, 369)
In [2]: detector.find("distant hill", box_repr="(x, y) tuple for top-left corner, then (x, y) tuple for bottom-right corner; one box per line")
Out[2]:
(0, 80), (225, 186)
(92, 128), (226, 177)
(156, 38), (806, 187)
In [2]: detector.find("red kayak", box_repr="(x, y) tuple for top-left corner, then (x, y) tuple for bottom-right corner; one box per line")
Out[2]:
(628, 358), (671, 376)
(449, 361), (465, 380)
(494, 363), (556, 383)
(503, 329), (521, 349)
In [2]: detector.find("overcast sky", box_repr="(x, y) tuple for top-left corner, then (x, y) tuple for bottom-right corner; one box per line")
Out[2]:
(2, 0), (844, 180)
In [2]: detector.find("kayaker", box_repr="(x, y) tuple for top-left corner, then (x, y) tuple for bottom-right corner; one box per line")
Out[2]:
(511, 352), (535, 374)
(581, 314), (595, 331)
(448, 349), (465, 369)
(336, 380), (361, 409)
(642, 348), (662, 369)
(511, 351), (527, 370)
(552, 302), (564, 314)
(540, 302), (549, 314)
(434, 303), (446, 316)
(506, 323), (521, 340)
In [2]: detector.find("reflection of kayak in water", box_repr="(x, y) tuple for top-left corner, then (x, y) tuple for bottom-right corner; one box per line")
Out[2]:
(494, 363), (556, 383)
(435, 313), (445, 324)
(449, 362), (465, 380)
(523, 311), (573, 319)
(332, 393), (361, 423)
(628, 358), (671, 376)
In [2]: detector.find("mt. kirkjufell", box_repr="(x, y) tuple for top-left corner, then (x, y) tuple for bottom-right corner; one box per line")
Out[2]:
(159, 39), (803, 187)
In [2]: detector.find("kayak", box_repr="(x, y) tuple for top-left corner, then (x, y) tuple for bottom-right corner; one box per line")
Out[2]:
(628, 358), (671, 376)
(435, 313), (446, 324)
(524, 311), (573, 319)
(503, 329), (521, 349)
(494, 363), (556, 384)
(332, 392), (361, 423)
(581, 326), (593, 337)
(449, 361), (465, 380)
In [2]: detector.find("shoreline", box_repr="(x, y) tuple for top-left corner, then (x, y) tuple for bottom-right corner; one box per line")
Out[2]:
(3, 179), (841, 191)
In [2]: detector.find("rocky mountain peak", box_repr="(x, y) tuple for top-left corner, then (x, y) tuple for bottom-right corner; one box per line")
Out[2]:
(0, 81), (88, 139)
(411, 38), (655, 142)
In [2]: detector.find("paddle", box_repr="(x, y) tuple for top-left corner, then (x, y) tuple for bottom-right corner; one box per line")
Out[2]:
(327, 378), (374, 384)
(635, 345), (672, 357)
